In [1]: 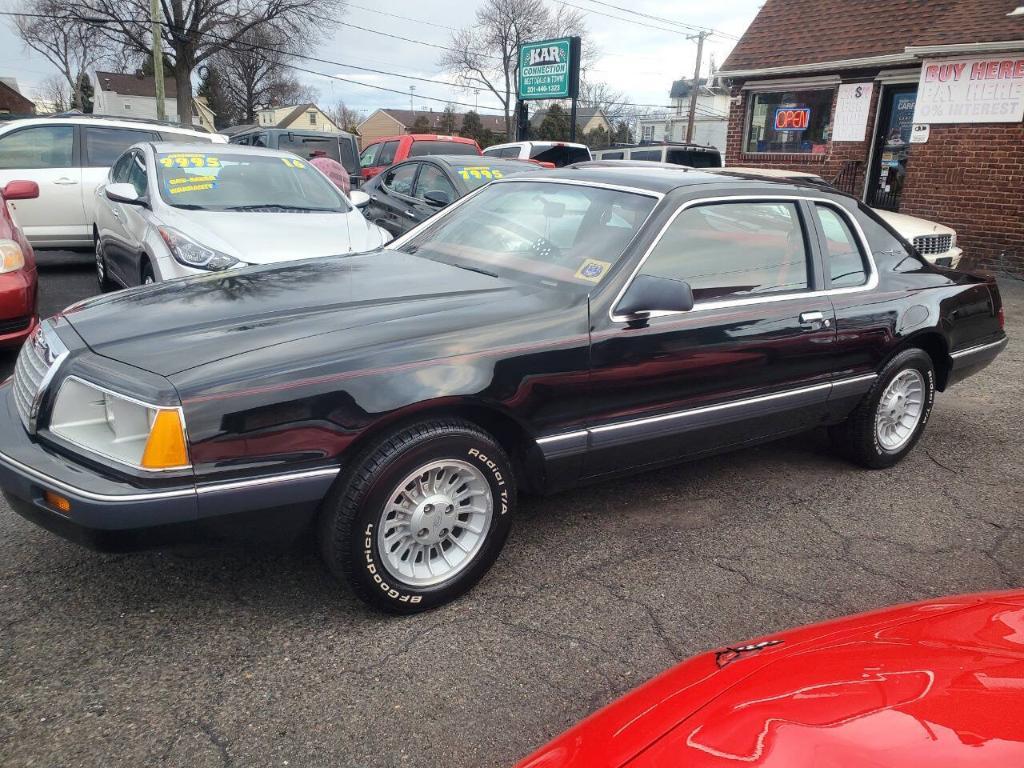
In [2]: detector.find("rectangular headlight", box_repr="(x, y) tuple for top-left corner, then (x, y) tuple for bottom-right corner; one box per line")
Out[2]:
(49, 377), (190, 470)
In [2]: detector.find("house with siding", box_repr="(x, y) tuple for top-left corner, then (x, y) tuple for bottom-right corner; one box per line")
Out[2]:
(357, 108), (508, 148)
(718, 0), (1024, 274)
(91, 71), (216, 132)
(257, 104), (342, 133)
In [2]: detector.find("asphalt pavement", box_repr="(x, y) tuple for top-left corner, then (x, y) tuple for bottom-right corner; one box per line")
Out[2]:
(2, 253), (1023, 768)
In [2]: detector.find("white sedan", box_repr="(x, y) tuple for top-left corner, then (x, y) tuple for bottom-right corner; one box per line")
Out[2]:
(93, 142), (391, 288)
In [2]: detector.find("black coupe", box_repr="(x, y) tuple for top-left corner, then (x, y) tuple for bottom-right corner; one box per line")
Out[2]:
(0, 167), (1007, 612)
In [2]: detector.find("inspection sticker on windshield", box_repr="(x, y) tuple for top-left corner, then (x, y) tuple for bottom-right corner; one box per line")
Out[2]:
(575, 259), (610, 283)
(159, 154), (221, 168)
(457, 166), (504, 181)
(281, 158), (306, 169)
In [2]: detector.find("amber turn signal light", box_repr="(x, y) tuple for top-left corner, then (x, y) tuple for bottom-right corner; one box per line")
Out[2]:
(43, 490), (71, 515)
(140, 410), (190, 469)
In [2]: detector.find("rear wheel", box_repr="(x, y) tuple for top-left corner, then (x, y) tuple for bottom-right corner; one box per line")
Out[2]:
(319, 419), (515, 613)
(830, 348), (936, 468)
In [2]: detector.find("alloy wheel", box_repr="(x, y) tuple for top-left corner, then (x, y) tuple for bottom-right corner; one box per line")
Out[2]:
(875, 369), (925, 451)
(377, 459), (493, 587)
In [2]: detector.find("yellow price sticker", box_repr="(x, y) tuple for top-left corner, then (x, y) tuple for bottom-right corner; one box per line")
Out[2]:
(159, 155), (219, 168)
(457, 167), (502, 181)
(281, 158), (306, 169)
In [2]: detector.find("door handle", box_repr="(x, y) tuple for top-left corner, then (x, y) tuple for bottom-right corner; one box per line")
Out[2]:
(53, 177), (78, 186)
(799, 311), (830, 327)
(404, 210), (417, 219)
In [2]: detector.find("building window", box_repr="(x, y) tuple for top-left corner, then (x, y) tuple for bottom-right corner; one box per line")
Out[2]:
(123, 103), (131, 111)
(641, 125), (654, 142)
(308, 111), (317, 125)
(745, 89), (834, 154)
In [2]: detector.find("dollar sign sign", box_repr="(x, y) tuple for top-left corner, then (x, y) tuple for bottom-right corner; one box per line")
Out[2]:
(855, 86), (863, 98)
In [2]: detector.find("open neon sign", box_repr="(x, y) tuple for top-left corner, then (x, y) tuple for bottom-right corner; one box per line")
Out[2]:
(774, 107), (811, 131)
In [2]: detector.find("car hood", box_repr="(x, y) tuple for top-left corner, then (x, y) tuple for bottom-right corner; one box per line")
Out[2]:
(874, 209), (955, 239)
(62, 249), (553, 376)
(517, 591), (1024, 768)
(155, 207), (390, 264)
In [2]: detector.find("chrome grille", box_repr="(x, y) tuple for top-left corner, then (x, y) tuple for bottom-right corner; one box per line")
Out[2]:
(913, 234), (953, 255)
(11, 322), (69, 432)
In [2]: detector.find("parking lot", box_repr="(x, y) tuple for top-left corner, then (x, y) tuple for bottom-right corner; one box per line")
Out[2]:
(1, 254), (1022, 768)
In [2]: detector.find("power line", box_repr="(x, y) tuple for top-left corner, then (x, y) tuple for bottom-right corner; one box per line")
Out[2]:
(345, 2), (457, 32)
(553, 0), (702, 37)
(576, 0), (738, 40)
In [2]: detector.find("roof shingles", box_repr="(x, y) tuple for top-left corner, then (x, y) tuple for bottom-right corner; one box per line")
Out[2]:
(722, 0), (1024, 72)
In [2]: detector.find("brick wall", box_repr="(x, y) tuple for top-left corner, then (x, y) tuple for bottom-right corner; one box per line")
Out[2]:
(724, 82), (879, 193)
(725, 79), (1024, 275)
(899, 122), (1024, 275)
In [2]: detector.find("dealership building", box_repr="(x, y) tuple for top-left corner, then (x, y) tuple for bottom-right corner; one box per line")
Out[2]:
(719, 0), (1024, 275)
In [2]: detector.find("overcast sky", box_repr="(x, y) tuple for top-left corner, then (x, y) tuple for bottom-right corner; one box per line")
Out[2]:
(0, 0), (762, 119)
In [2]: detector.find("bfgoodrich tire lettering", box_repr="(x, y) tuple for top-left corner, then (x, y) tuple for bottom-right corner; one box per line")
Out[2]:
(319, 419), (515, 613)
(830, 348), (936, 469)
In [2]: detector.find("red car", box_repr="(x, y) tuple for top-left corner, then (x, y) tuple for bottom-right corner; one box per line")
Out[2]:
(0, 180), (39, 349)
(358, 134), (481, 180)
(517, 591), (1024, 767)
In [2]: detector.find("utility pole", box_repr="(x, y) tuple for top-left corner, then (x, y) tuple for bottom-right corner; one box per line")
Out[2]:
(410, 85), (416, 115)
(685, 31), (709, 144)
(150, 0), (166, 121)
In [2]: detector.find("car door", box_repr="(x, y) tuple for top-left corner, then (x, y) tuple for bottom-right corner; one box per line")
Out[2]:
(104, 151), (150, 287)
(408, 162), (457, 224)
(370, 162), (421, 236)
(81, 126), (160, 234)
(95, 151), (133, 284)
(585, 197), (838, 478)
(0, 124), (84, 247)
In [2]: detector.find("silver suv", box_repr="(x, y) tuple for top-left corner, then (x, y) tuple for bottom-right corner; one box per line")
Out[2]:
(0, 115), (225, 249)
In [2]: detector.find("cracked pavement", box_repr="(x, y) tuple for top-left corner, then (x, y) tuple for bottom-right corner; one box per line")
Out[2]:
(2, 255), (1022, 767)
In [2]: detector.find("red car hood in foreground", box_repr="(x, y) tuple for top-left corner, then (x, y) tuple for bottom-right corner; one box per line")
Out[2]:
(517, 592), (1024, 768)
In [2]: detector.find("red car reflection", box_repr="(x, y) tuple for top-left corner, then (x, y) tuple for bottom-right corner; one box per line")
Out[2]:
(517, 591), (1024, 767)
(0, 179), (39, 348)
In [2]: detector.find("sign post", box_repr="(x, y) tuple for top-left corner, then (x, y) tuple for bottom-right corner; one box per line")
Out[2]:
(517, 36), (582, 141)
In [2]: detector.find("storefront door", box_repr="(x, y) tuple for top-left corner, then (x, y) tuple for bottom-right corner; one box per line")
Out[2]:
(867, 86), (917, 211)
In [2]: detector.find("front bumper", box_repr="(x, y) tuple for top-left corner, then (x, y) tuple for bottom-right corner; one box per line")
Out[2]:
(925, 246), (963, 269)
(0, 384), (338, 551)
(0, 266), (37, 348)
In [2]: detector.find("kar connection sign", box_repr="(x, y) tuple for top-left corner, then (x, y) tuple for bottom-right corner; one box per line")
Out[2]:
(518, 37), (581, 100)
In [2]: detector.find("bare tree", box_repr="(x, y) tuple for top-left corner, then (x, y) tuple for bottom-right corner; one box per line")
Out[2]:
(211, 24), (317, 124)
(440, 0), (587, 140)
(36, 74), (71, 113)
(325, 101), (364, 132)
(11, 0), (113, 111)
(74, 0), (345, 125)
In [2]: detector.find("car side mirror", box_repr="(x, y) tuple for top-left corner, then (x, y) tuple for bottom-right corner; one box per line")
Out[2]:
(2, 180), (39, 201)
(616, 274), (695, 318)
(424, 190), (451, 207)
(349, 190), (370, 208)
(105, 183), (145, 206)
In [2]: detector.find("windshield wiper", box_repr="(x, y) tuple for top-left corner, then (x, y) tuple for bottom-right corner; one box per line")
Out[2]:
(171, 203), (208, 210)
(224, 204), (337, 212)
(450, 263), (499, 278)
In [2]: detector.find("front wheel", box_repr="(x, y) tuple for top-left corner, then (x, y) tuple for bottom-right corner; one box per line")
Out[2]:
(319, 419), (516, 613)
(830, 348), (936, 468)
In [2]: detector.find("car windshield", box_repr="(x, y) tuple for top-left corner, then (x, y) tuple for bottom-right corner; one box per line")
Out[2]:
(399, 181), (657, 291)
(154, 150), (348, 212)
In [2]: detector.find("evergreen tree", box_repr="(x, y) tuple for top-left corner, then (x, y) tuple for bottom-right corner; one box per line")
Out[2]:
(411, 115), (432, 133)
(460, 110), (483, 142)
(77, 73), (94, 113)
(538, 104), (571, 141)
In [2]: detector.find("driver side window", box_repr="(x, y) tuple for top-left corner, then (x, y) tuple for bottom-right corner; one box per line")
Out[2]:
(383, 163), (418, 196)
(414, 165), (455, 202)
(640, 201), (811, 303)
(110, 152), (133, 183)
(127, 153), (148, 197)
